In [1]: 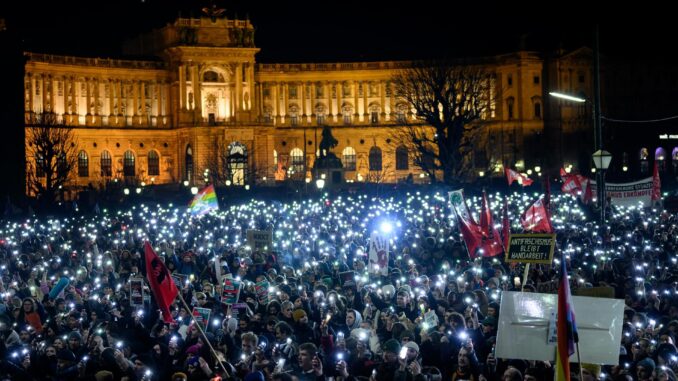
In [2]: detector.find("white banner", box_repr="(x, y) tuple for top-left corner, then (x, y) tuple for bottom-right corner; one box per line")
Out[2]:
(496, 291), (624, 365)
(590, 177), (654, 207)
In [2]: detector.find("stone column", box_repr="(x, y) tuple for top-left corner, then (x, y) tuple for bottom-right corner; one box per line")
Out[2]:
(272, 82), (279, 122)
(301, 82), (307, 119)
(140, 81), (146, 119)
(192, 65), (201, 116)
(336, 81), (343, 119)
(389, 81), (396, 120)
(132, 80), (139, 117)
(85, 78), (92, 115)
(93, 78), (100, 116)
(282, 82), (289, 119)
(247, 63), (255, 111)
(178, 64), (186, 110)
(116, 80), (122, 115)
(310, 82), (317, 117)
(380, 81), (386, 117)
(108, 79), (115, 117)
(49, 75), (55, 113)
(71, 76), (78, 115)
(326, 82), (333, 117)
(235, 63), (243, 112)
(27, 74), (34, 113)
(353, 81), (359, 119)
(362, 81), (368, 117)
(41, 75), (47, 112)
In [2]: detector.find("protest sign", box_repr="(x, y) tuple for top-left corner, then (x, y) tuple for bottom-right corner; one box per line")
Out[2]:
(191, 307), (211, 330)
(589, 177), (655, 207)
(368, 231), (389, 275)
(221, 278), (242, 305)
(505, 234), (556, 264)
(246, 230), (273, 252)
(255, 280), (270, 304)
(496, 291), (624, 365)
(230, 303), (249, 319)
(129, 278), (144, 307)
(172, 273), (187, 289)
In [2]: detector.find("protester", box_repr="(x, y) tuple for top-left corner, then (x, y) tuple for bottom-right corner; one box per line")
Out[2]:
(0, 188), (676, 381)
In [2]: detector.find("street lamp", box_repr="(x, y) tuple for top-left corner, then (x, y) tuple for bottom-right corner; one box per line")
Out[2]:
(315, 179), (325, 190)
(592, 149), (612, 228)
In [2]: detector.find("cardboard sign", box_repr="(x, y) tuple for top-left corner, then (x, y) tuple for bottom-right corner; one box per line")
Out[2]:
(368, 231), (389, 275)
(496, 291), (624, 365)
(255, 281), (270, 304)
(230, 303), (249, 319)
(172, 273), (188, 289)
(339, 271), (355, 286)
(505, 234), (556, 264)
(246, 230), (273, 252)
(129, 278), (144, 307)
(423, 310), (439, 331)
(221, 278), (242, 305)
(191, 307), (211, 330)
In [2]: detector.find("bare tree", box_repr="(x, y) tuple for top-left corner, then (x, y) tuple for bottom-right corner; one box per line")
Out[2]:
(204, 139), (267, 186)
(25, 112), (78, 203)
(392, 60), (494, 184)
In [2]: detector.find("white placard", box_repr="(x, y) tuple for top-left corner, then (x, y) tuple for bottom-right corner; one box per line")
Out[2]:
(496, 291), (624, 365)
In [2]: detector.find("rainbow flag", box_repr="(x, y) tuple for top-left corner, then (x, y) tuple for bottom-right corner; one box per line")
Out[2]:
(189, 185), (219, 217)
(556, 250), (578, 381)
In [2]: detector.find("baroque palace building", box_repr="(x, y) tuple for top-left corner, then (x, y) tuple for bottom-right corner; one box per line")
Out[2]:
(23, 14), (596, 191)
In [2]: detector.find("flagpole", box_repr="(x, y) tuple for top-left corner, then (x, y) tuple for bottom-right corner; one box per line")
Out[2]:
(575, 341), (584, 381)
(176, 292), (231, 378)
(521, 263), (530, 292)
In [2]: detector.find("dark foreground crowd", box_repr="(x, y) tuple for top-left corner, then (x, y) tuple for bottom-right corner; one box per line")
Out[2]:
(0, 191), (677, 381)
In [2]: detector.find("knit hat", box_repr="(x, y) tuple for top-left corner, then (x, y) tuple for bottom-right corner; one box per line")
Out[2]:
(403, 341), (419, 353)
(400, 330), (415, 341)
(94, 370), (114, 381)
(245, 371), (265, 381)
(637, 357), (655, 373)
(293, 309), (307, 322)
(171, 372), (188, 381)
(382, 338), (401, 354)
(481, 316), (498, 327)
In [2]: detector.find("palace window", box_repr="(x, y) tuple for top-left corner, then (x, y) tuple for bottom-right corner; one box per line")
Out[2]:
(78, 150), (89, 177)
(100, 150), (112, 177)
(290, 148), (304, 175)
(369, 146), (382, 171)
(148, 150), (159, 176)
(123, 150), (135, 177)
(342, 147), (356, 171)
(395, 146), (409, 170)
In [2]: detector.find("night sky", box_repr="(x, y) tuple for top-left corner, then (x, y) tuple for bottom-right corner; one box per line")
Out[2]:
(2, 0), (676, 63)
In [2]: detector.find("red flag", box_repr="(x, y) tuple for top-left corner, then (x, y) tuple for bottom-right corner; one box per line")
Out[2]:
(455, 211), (484, 259)
(560, 169), (593, 205)
(501, 198), (510, 250)
(652, 161), (662, 201)
(520, 197), (553, 233)
(479, 191), (504, 257)
(144, 241), (178, 323)
(505, 168), (533, 186)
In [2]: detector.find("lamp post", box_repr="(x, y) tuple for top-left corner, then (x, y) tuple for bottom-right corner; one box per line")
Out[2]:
(592, 149), (612, 233)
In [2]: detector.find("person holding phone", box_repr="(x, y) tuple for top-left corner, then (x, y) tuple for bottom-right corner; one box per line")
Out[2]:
(395, 341), (423, 381)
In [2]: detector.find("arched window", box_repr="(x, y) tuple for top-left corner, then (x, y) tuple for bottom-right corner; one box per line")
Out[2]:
(290, 148), (304, 175)
(395, 146), (409, 170)
(228, 142), (248, 185)
(123, 150), (135, 177)
(78, 150), (89, 177)
(185, 145), (193, 182)
(148, 150), (159, 176)
(342, 147), (356, 171)
(100, 150), (112, 177)
(57, 153), (68, 178)
(369, 146), (382, 171)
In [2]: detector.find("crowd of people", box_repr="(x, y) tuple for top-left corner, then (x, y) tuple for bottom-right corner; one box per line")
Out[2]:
(0, 189), (677, 381)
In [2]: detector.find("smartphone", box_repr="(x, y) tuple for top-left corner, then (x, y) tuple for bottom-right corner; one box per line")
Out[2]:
(399, 346), (408, 360)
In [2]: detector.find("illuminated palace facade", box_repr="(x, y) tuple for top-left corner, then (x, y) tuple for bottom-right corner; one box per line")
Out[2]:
(23, 15), (595, 190)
